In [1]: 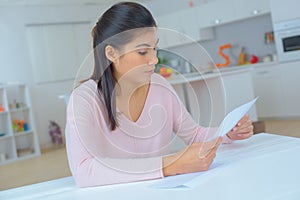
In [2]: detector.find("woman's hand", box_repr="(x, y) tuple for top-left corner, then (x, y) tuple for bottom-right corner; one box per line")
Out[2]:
(226, 114), (254, 140)
(162, 137), (222, 176)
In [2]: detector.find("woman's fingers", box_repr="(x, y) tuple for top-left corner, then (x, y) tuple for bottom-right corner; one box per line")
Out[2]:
(235, 124), (254, 133)
(233, 119), (252, 131)
(236, 114), (249, 126)
(198, 137), (222, 158)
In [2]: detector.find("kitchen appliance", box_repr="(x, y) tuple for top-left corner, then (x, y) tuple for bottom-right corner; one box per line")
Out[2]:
(274, 17), (300, 62)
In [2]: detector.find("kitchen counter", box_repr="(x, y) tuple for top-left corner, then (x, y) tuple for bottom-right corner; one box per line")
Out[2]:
(167, 67), (250, 85)
(167, 61), (278, 85)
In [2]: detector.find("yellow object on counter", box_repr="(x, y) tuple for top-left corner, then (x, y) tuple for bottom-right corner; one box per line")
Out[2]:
(237, 47), (246, 66)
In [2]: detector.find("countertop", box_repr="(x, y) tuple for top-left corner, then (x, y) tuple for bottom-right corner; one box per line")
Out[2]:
(167, 61), (278, 85)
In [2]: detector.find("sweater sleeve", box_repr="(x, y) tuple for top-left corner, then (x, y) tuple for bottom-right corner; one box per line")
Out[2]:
(65, 87), (163, 187)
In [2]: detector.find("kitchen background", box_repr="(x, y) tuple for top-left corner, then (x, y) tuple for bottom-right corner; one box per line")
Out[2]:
(166, 14), (275, 67)
(0, 0), (299, 155)
(1, 0), (300, 190)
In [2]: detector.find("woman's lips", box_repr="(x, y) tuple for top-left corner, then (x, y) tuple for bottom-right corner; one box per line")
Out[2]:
(145, 69), (154, 74)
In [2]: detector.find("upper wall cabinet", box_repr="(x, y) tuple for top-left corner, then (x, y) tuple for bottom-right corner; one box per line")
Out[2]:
(270, 0), (300, 22)
(194, 0), (235, 28)
(26, 22), (92, 84)
(157, 7), (215, 48)
(157, 7), (200, 48)
(233, 0), (270, 21)
(156, 0), (270, 48)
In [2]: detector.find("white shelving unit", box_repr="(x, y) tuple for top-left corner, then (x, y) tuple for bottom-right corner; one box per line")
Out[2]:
(0, 83), (40, 165)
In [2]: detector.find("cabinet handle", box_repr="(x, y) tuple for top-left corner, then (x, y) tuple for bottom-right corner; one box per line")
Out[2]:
(256, 71), (269, 75)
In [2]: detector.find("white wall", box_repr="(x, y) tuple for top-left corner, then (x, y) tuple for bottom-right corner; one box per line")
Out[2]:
(0, 5), (105, 148)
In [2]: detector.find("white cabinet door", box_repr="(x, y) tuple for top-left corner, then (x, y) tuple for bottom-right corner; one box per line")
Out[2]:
(252, 65), (285, 118)
(233, 0), (270, 21)
(279, 61), (300, 117)
(270, 0), (300, 22)
(26, 22), (91, 83)
(157, 13), (181, 48)
(157, 8), (200, 48)
(195, 0), (235, 27)
(176, 8), (200, 43)
(222, 71), (258, 122)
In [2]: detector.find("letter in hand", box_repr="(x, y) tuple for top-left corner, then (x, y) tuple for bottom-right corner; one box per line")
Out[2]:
(198, 137), (222, 159)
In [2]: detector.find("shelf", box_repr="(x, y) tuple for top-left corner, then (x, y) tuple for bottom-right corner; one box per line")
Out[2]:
(0, 111), (8, 115)
(0, 83), (40, 165)
(14, 130), (33, 137)
(10, 107), (30, 113)
(0, 134), (13, 140)
(17, 152), (38, 160)
(0, 158), (15, 165)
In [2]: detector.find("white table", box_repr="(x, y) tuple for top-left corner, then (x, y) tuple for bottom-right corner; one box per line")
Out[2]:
(1, 133), (300, 200)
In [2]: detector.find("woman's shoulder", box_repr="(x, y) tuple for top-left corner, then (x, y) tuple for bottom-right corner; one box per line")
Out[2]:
(69, 79), (103, 104)
(72, 79), (98, 96)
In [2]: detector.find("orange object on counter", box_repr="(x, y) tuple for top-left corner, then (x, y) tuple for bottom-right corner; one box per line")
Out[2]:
(215, 43), (232, 68)
(0, 106), (4, 112)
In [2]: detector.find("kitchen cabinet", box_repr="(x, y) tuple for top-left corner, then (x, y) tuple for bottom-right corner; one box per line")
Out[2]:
(157, 7), (216, 48)
(221, 70), (257, 121)
(252, 61), (300, 119)
(26, 22), (91, 84)
(194, 0), (235, 28)
(156, 0), (270, 48)
(270, 0), (300, 23)
(279, 61), (300, 117)
(157, 13), (181, 48)
(157, 8), (201, 48)
(233, 0), (270, 21)
(251, 64), (286, 119)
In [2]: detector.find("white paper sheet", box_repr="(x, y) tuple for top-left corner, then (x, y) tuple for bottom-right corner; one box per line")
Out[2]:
(216, 97), (258, 137)
(150, 162), (225, 189)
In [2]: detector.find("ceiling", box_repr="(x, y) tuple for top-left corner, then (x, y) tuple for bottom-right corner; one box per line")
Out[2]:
(0, 0), (152, 6)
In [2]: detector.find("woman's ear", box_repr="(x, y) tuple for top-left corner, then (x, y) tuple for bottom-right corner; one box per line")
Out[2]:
(105, 45), (118, 63)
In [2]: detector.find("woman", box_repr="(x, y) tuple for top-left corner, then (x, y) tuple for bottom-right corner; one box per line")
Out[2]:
(65, 2), (253, 187)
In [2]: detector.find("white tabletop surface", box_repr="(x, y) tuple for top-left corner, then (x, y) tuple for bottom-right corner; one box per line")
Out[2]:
(1, 133), (300, 200)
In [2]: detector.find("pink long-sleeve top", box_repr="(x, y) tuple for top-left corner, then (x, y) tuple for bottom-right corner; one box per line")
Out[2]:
(66, 73), (232, 187)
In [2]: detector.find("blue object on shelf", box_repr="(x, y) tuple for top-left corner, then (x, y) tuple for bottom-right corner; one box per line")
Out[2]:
(24, 123), (29, 131)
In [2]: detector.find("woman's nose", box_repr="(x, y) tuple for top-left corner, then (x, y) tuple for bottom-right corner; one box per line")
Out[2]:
(148, 51), (158, 66)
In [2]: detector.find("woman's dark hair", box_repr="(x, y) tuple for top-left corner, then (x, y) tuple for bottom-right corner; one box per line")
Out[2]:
(91, 2), (157, 130)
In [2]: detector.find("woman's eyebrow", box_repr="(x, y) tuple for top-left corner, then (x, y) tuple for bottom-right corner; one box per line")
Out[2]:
(135, 39), (159, 48)
(135, 43), (151, 48)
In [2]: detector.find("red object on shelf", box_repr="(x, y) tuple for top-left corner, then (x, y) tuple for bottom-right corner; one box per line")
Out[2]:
(250, 55), (259, 64)
(0, 106), (4, 112)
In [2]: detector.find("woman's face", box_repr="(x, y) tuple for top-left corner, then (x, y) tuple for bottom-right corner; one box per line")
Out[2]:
(110, 28), (159, 85)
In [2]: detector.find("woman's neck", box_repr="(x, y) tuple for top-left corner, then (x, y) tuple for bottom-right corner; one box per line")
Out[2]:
(115, 78), (149, 99)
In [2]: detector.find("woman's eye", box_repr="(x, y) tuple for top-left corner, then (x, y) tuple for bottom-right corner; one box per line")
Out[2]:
(138, 50), (148, 55)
